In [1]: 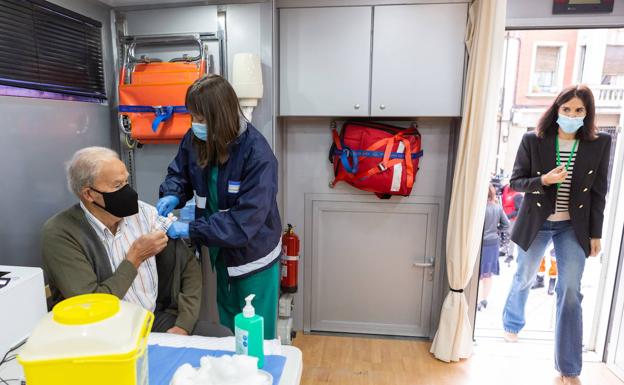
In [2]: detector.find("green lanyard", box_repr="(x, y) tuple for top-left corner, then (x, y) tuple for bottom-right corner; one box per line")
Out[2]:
(555, 136), (579, 190)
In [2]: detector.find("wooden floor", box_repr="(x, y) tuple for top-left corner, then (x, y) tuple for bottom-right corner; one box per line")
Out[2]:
(292, 334), (624, 385)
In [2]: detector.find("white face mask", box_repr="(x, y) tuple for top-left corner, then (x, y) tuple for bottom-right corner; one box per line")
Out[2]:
(191, 116), (247, 142)
(557, 114), (585, 134)
(191, 122), (207, 141)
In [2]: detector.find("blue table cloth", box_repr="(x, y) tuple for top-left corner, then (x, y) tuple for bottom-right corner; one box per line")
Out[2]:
(148, 345), (287, 385)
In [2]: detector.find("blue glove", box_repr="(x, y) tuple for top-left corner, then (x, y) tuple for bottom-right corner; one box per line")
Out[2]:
(156, 195), (180, 216)
(167, 222), (190, 239)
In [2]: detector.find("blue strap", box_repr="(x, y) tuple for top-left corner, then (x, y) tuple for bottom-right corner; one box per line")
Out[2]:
(334, 149), (424, 160)
(118, 105), (188, 113)
(151, 106), (174, 132)
(340, 147), (359, 174)
(118, 105), (188, 133)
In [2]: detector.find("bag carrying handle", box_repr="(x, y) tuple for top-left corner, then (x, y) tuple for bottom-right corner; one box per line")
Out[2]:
(331, 128), (359, 174)
(355, 131), (416, 189)
(151, 106), (175, 133)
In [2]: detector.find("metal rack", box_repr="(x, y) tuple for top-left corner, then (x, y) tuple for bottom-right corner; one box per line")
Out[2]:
(115, 30), (225, 186)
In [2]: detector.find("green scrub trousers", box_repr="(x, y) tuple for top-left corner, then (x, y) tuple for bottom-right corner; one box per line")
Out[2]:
(207, 166), (280, 339)
(215, 256), (280, 339)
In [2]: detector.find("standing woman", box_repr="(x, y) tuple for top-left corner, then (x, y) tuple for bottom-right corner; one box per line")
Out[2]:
(477, 184), (510, 311)
(502, 85), (611, 385)
(157, 74), (282, 339)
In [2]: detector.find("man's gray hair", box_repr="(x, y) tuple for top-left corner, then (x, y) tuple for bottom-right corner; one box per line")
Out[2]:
(66, 147), (120, 197)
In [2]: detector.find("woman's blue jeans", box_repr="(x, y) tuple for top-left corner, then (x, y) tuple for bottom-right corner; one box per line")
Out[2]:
(502, 220), (586, 377)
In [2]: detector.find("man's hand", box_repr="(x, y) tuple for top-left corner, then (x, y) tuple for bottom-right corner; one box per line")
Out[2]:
(541, 165), (568, 186)
(167, 326), (189, 336)
(590, 238), (602, 257)
(126, 231), (168, 268)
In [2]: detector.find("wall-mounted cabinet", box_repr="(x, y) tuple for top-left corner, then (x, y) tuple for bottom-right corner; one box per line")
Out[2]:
(279, 3), (467, 117)
(370, 4), (467, 116)
(279, 7), (372, 116)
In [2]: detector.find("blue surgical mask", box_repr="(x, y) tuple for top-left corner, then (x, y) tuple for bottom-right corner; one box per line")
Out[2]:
(191, 122), (207, 141)
(557, 114), (585, 134)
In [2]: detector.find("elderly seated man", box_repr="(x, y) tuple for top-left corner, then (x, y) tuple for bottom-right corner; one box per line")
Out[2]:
(42, 147), (212, 335)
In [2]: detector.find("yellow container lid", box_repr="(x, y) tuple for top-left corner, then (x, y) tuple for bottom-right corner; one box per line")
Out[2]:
(53, 293), (120, 325)
(19, 294), (151, 363)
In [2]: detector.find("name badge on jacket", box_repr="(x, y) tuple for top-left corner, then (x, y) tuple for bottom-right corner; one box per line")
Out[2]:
(228, 181), (241, 194)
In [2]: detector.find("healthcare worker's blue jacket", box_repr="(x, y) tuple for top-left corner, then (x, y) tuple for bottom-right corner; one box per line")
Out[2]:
(159, 123), (282, 279)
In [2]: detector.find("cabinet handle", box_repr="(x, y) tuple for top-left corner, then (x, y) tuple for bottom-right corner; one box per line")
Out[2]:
(379, 104), (386, 110)
(354, 104), (360, 110)
(413, 256), (435, 268)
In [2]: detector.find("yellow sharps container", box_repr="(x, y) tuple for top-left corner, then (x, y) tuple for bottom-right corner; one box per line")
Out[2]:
(18, 293), (154, 385)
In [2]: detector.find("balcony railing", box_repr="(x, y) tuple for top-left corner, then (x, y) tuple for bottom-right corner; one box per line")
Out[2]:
(591, 85), (624, 108)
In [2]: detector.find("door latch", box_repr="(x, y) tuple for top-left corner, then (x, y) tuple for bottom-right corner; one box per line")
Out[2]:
(413, 256), (435, 268)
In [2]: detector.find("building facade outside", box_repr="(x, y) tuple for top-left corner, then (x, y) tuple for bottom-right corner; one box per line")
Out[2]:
(495, 29), (623, 180)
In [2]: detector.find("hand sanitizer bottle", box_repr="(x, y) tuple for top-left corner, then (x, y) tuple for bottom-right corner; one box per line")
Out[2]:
(235, 294), (264, 368)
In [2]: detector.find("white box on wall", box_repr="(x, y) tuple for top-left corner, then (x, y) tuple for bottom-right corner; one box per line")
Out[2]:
(0, 266), (47, 357)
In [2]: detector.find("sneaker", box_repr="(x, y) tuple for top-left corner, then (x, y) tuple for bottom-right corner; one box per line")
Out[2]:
(548, 277), (556, 295)
(503, 331), (519, 343)
(531, 275), (545, 289)
(477, 300), (487, 311)
(561, 375), (582, 385)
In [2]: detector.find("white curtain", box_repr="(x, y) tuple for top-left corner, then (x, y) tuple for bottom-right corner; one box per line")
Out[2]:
(430, 0), (507, 363)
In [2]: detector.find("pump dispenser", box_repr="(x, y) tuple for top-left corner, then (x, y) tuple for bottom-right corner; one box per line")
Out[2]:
(235, 294), (264, 368)
(243, 295), (255, 317)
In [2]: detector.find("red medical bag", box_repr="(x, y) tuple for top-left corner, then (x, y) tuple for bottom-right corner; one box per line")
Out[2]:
(329, 121), (423, 199)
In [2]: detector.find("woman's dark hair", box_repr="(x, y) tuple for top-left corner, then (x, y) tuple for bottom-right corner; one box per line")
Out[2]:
(185, 74), (244, 167)
(536, 84), (598, 141)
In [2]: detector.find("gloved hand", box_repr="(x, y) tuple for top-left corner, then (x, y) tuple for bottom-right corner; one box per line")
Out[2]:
(167, 221), (190, 239)
(156, 195), (180, 216)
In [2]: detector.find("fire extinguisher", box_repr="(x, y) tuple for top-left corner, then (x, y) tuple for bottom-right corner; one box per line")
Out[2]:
(281, 224), (299, 293)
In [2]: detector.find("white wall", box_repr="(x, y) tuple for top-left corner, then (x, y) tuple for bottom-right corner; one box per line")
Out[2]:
(583, 30), (610, 85)
(0, 0), (115, 267)
(124, 6), (218, 35)
(226, 2), (275, 145)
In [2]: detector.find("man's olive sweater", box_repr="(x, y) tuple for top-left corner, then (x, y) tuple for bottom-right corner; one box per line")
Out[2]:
(42, 204), (202, 333)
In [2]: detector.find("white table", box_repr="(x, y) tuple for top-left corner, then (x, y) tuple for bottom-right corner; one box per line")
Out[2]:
(0, 334), (302, 385)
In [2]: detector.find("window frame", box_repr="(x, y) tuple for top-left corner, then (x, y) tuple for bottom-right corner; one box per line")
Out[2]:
(527, 41), (568, 97)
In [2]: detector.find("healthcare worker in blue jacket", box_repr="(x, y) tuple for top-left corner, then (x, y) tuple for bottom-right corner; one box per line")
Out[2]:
(157, 74), (282, 339)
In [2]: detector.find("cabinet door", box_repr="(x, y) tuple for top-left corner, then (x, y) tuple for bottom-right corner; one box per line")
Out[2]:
(371, 3), (467, 117)
(307, 197), (441, 337)
(279, 7), (372, 116)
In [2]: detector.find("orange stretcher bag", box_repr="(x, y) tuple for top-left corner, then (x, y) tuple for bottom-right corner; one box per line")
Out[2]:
(119, 60), (205, 144)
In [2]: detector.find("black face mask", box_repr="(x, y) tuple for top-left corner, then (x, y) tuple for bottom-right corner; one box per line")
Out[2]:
(90, 184), (139, 218)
